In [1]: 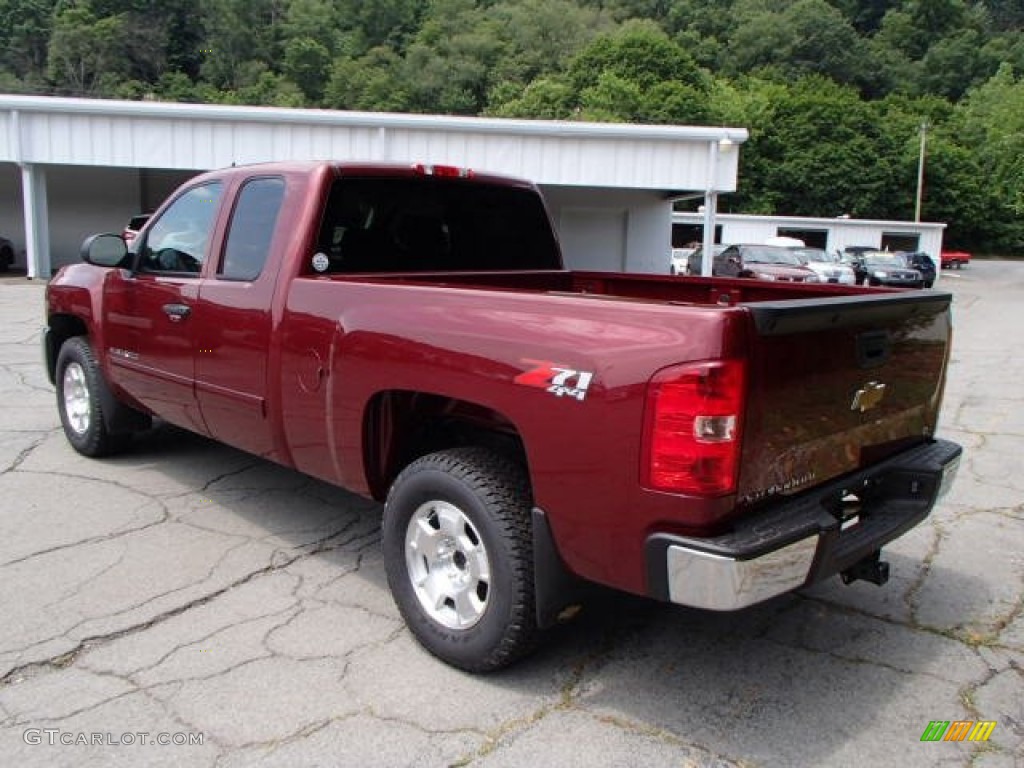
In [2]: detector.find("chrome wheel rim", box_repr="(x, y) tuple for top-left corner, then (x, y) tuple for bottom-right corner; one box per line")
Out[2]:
(62, 362), (91, 435)
(405, 500), (491, 630)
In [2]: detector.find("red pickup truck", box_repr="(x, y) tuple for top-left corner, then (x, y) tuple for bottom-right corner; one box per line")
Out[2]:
(940, 250), (971, 269)
(45, 161), (961, 671)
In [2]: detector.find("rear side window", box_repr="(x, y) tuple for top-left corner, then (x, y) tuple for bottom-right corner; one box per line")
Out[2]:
(314, 177), (560, 273)
(219, 177), (286, 281)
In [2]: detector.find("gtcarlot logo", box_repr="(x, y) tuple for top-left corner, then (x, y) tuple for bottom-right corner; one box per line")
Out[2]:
(23, 729), (204, 747)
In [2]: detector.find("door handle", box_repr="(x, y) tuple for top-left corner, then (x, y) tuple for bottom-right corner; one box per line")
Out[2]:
(163, 303), (192, 322)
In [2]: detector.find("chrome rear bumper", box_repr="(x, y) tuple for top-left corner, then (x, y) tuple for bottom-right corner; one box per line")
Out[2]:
(647, 439), (962, 611)
(665, 536), (819, 611)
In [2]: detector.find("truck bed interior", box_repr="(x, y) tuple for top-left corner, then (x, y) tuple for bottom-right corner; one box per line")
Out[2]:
(308, 269), (899, 307)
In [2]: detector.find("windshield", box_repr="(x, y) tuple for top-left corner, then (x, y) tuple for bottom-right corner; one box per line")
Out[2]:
(862, 252), (904, 268)
(743, 246), (803, 266)
(791, 248), (831, 264)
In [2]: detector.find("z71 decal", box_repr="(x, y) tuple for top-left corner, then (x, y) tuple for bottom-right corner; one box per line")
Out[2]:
(514, 360), (594, 402)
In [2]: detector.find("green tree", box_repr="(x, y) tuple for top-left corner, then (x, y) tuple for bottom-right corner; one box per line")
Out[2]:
(0, 0), (58, 80)
(199, 0), (282, 90)
(486, 77), (574, 119)
(914, 135), (993, 248)
(577, 71), (642, 121)
(724, 0), (873, 90)
(568, 19), (708, 94)
(282, 0), (341, 53)
(953, 64), (1024, 245)
(400, 0), (506, 114)
(333, 0), (422, 53)
(283, 36), (330, 101)
(917, 29), (999, 100)
(826, 0), (902, 34)
(487, 0), (610, 86)
(47, 4), (127, 95)
(729, 76), (903, 218)
(324, 46), (409, 111)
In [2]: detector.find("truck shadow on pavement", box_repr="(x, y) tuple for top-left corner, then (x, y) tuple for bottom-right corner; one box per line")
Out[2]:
(96, 422), (979, 768)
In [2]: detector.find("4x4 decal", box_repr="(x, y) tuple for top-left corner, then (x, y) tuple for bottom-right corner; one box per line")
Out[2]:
(514, 360), (594, 402)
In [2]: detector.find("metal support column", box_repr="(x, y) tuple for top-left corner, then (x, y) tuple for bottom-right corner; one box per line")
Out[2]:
(20, 163), (50, 279)
(700, 139), (720, 277)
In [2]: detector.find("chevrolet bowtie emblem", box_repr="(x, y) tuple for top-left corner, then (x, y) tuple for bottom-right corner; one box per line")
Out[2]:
(852, 382), (887, 412)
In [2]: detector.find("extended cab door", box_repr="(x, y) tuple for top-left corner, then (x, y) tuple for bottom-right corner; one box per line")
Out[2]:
(102, 182), (223, 432)
(193, 176), (287, 458)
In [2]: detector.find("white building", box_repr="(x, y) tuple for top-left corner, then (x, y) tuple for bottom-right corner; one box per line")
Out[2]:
(673, 211), (946, 258)
(0, 95), (747, 278)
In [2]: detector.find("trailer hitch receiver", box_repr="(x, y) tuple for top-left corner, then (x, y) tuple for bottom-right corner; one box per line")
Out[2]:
(841, 550), (890, 586)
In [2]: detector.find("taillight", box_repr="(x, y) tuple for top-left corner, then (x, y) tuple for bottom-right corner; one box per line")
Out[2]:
(413, 163), (473, 178)
(642, 360), (746, 496)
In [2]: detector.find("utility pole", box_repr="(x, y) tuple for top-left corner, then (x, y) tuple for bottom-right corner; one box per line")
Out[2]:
(915, 122), (927, 222)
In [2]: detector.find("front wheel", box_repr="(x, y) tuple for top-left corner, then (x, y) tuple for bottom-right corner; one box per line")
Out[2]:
(383, 447), (538, 672)
(55, 337), (129, 457)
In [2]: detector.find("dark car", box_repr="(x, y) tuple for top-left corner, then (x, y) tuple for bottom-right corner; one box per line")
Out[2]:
(713, 244), (819, 283)
(850, 251), (923, 288)
(685, 243), (728, 276)
(0, 236), (14, 272)
(899, 251), (936, 288)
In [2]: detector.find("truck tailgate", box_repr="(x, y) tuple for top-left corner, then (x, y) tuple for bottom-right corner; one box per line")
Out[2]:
(735, 291), (951, 508)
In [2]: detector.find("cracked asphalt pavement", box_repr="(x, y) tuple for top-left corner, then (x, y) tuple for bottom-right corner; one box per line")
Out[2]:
(0, 263), (1021, 767)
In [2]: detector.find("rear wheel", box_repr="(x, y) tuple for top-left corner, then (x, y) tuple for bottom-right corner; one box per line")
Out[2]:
(383, 447), (538, 672)
(56, 337), (130, 457)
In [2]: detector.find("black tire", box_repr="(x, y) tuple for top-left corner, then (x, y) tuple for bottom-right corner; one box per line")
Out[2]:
(0, 247), (12, 272)
(55, 337), (130, 457)
(383, 447), (538, 672)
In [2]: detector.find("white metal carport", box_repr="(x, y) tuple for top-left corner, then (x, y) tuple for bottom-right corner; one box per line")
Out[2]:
(0, 95), (747, 278)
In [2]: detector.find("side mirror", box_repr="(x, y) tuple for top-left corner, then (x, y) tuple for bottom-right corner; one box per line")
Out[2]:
(81, 233), (129, 268)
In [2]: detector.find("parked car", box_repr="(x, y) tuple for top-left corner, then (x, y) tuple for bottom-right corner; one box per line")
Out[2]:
(714, 244), (819, 282)
(0, 236), (14, 272)
(850, 251), (923, 288)
(940, 250), (971, 269)
(669, 247), (695, 275)
(838, 245), (880, 270)
(121, 214), (151, 244)
(685, 243), (728, 276)
(791, 247), (856, 285)
(899, 251), (936, 288)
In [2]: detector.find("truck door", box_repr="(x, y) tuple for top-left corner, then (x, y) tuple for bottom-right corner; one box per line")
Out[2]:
(194, 176), (287, 458)
(102, 182), (223, 433)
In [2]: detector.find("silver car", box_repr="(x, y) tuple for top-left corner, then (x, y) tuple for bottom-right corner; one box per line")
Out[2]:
(791, 247), (856, 285)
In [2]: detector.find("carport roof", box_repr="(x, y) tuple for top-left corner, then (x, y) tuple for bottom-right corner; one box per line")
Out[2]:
(0, 94), (747, 192)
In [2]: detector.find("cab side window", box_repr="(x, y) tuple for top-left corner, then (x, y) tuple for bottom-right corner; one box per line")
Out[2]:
(219, 177), (285, 281)
(139, 183), (222, 274)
